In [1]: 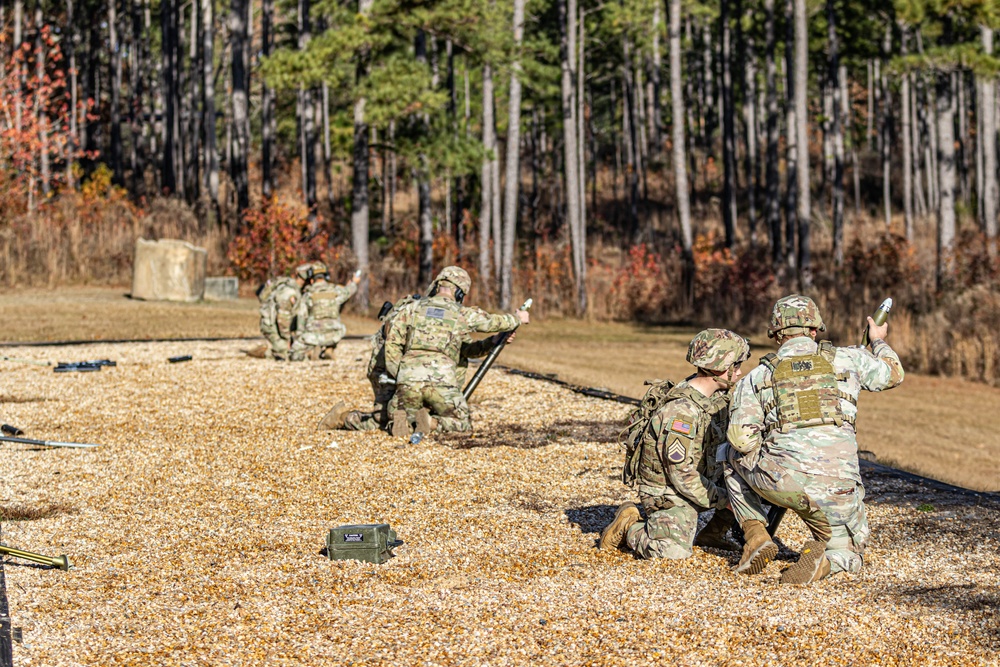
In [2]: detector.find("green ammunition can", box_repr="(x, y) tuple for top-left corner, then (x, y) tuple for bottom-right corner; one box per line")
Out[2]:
(325, 524), (401, 564)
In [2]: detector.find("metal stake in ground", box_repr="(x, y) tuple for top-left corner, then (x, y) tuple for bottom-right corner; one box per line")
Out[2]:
(0, 435), (102, 449)
(0, 544), (70, 571)
(462, 299), (532, 401)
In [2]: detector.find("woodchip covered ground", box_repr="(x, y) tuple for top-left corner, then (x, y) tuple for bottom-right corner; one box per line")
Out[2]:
(0, 338), (998, 666)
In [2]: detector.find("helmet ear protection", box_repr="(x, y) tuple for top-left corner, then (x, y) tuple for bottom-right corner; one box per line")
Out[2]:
(377, 301), (394, 320)
(429, 281), (465, 303)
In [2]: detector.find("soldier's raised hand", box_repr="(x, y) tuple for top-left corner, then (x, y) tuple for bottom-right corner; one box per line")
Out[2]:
(866, 316), (888, 343)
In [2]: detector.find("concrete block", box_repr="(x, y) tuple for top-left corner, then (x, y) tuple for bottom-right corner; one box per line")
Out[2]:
(204, 277), (239, 301)
(131, 238), (207, 302)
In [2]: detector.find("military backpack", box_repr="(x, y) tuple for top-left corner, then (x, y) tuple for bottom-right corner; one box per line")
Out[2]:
(757, 340), (856, 433)
(618, 379), (676, 488)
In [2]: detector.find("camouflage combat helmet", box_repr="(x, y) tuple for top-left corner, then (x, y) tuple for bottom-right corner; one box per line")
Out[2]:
(767, 294), (826, 339)
(295, 261), (328, 281)
(433, 266), (472, 295)
(686, 329), (751, 372)
(295, 263), (315, 280)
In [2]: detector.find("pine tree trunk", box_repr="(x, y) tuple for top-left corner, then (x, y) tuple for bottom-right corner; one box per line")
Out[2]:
(794, 0), (810, 285)
(500, 0), (526, 310)
(956, 71), (969, 205)
(298, 0), (316, 220)
(480, 64), (495, 292)
(744, 28), (759, 246)
(230, 0), (250, 219)
(67, 0), (78, 188)
(784, 0), (797, 272)
(901, 27), (914, 240)
(261, 0), (274, 199)
(416, 30), (434, 285)
(185, 0), (201, 205)
(910, 73), (926, 218)
(866, 59), (873, 151)
(34, 6), (49, 197)
(721, 0), (736, 248)
(764, 0), (781, 264)
(827, 0), (844, 265)
(881, 25), (891, 228)
(161, 0), (177, 194)
(650, 4), (663, 157)
(702, 21), (715, 152)
(352, 0), (374, 309)
(559, 0), (582, 309)
(669, 0), (694, 303)
(982, 26), (998, 257)
(936, 66), (957, 287)
(202, 0), (218, 214)
(577, 4), (587, 313)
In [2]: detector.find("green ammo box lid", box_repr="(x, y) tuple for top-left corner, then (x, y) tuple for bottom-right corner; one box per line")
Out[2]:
(326, 523), (401, 565)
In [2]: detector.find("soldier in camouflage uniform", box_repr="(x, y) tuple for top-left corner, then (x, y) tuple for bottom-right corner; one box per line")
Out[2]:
(289, 262), (361, 361)
(383, 266), (529, 437)
(319, 295), (507, 432)
(251, 263), (312, 361)
(599, 329), (751, 559)
(724, 295), (904, 584)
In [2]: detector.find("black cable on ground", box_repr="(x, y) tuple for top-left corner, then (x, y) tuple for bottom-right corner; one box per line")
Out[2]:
(0, 334), (372, 348)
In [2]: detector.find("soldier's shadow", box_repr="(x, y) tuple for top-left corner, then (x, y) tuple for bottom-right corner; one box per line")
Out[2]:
(565, 504), (619, 539)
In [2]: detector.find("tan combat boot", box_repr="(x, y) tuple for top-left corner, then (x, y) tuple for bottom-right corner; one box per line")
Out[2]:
(415, 409), (438, 435)
(247, 343), (268, 359)
(390, 410), (412, 438)
(733, 519), (779, 575)
(694, 508), (739, 551)
(779, 540), (831, 584)
(598, 502), (641, 550)
(318, 402), (351, 430)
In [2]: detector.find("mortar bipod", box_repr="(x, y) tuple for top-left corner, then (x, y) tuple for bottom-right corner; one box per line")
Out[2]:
(0, 544), (71, 571)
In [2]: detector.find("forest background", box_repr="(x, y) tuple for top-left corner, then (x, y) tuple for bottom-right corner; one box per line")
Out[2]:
(1, 0), (999, 386)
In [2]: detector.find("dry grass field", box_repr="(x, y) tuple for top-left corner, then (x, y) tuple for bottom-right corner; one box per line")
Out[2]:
(0, 338), (997, 666)
(2, 288), (997, 492)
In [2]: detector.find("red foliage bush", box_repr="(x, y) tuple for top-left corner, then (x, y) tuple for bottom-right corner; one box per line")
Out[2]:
(226, 197), (335, 284)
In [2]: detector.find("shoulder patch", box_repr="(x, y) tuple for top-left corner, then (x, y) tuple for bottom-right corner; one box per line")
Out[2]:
(425, 307), (446, 319)
(666, 437), (687, 464)
(670, 419), (693, 436)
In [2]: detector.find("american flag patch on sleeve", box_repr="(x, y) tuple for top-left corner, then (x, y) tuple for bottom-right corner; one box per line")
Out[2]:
(670, 420), (692, 435)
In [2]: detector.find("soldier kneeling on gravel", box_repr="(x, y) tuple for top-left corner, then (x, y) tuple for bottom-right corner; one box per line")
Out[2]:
(599, 329), (750, 559)
(724, 295), (904, 584)
(289, 263), (361, 361)
(249, 263), (312, 361)
(382, 266), (528, 438)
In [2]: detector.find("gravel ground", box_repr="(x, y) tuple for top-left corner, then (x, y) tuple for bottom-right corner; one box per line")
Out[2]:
(0, 339), (997, 667)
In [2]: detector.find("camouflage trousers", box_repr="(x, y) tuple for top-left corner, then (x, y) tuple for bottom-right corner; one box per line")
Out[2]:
(341, 411), (383, 431)
(260, 326), (291, 361)
(394, 381), (471, 433)
(289, 324), (346, 361)
(723, 446), (869, 574)
(625, 495), (700, 560)
(339, 382), (395, 432)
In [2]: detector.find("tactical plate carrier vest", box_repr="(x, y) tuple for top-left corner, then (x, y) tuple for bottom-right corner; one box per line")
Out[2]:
(304, 283), (344, 322)
(403, 298), (465, 363)
(757, 340), (857, 433)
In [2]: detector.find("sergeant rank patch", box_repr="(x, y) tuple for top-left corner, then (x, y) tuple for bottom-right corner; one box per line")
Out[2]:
(667, 438), (687, 463)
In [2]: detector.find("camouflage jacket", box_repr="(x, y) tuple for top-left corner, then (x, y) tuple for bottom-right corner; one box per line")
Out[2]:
(637, 380), (730, 510)
(727, 336), (904, 482)
(384, 295), (520, 386)
(259, 277), (301, 338)
(296, 280), (357, 334)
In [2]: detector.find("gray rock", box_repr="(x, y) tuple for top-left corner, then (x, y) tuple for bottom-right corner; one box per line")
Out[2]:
(130, 238), (207, 302)
(204, 277), (239, 301)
